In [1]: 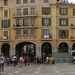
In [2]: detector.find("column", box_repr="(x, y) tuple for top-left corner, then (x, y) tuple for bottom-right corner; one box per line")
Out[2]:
(10, 47), (15, 56)
(36, 47), (41, 58)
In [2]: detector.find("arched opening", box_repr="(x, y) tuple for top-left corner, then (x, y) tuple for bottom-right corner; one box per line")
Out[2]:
(72, 43), (75, 56)
(1, 43), (10, 57)
(72, 43), (75, 50)
(41, 42), (52, 62)
(59, 42), (68, 52)
(16, 42), (36, 58)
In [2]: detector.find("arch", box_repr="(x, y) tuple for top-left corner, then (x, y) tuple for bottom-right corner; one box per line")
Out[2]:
(1, 43), (10, 57)
(41, 42), (52, 62)
(72, 43), (75, 50)
(15, 42), (36, 58)
(59, 42), (68, 52)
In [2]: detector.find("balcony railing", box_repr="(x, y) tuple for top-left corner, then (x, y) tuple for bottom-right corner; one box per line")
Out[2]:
(0, 36), (10, 41)
(41, 35), (52, 40)
(13, 24), (38, 29)
(13, 12), (38, 17)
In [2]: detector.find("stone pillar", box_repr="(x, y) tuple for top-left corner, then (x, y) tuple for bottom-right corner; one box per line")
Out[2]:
(10, 47), (15, 56)
(0, 48), (1, 54)
(52, 47), (58, 52)
(36, 47), (41, 58)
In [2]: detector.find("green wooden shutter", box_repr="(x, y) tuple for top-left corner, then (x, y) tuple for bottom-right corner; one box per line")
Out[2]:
(42, 18), (44, 26)
(4, 31), (8, 37)
(66, 18), (68, 26)
(49, 18), (51, 26)
(23, 8), (28, 15)
(8, 20), (10, 27)
(73, 9), (75, 15)
(59, 30), (61, 38)
(60, 8), (61, 15)
(2, 20), (3, 28)
(42, 7), (44, 15)
(49, 7), (50, 14)
(66, 30), (68, 38)
(4, 10), (8, 17)
(59, 18), (61, 26)
(66, 8), (68, 15)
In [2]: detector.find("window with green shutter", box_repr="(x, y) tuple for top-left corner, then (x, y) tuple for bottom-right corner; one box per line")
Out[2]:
(42, 18), (51, 26)
(59, 30), (68, 39)
(73, 9), (75, 15)
(2, 20), (9, 28)
(3, 31), (8, 38)
(42, 7), (50, 15)
(60, 8), (68, 15)
(23, 8), (28, 15)
(59, 18), (68, 26)
(4, 10), (8, 17)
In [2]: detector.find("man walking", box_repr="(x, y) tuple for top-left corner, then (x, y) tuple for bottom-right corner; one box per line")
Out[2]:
(0, 53), (5, 75)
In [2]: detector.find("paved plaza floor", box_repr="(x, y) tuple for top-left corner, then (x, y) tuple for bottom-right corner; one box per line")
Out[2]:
(1, 63), (75, 75)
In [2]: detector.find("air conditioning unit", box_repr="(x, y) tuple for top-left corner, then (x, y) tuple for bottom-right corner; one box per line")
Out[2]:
(3, 36), (7, 40)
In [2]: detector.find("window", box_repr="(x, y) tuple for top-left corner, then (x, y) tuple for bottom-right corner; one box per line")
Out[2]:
(16, 30), (21, 36)
(23, 0), (28, 3)
(23, 8), (28, 15)
(31, 18), (35, 26)
(59, 18), (68, 26)
(60, 8), (68, 15)
(44, 0), (48, 3)
(30, 8), (35, 15)
(59, 30), (68, 39)
(23, 18), (28, 26)
(4, 10), (8, 17)
(3, 31), (8, 37)
(23, 30), (28, 36)
(16, 8), (21, 15)
(43, 29), (49, 35)
(30, 29), (36, 35)
(16, 19), (21, 26)
(42, 7), (50, 15)
(31, 0), (35, 3)
(16, 0), (20, 4)
(42, 18), (51, 26)
(2, 20), (10, 28)
(73, 9), (75, 15)
(4, 0), (8, 5)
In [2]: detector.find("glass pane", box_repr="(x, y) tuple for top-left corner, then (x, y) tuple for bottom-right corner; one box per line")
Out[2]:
(23, 30), (28, 36)
(16, 30), (21, 36)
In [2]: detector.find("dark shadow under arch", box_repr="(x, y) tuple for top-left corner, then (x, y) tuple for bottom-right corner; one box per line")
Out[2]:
(59, 42), (68, 52)
(15, 42), (36, 58)
(1, 43), (10, 57)
(41, 42), (52, 62)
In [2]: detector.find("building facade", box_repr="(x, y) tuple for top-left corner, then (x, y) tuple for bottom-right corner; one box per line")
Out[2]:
(0, 0), (75, 59)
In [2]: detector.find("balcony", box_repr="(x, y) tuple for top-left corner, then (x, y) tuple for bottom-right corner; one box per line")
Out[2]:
(15, 35), (37, 40)
(13, 24), (38, 29)
(70, 24), (75, 28)
(0, 36), (10, 41)
(13, 12), (38, 18)
(41, 35), (52, 40)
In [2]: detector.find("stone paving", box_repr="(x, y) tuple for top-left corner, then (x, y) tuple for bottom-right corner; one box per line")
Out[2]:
(1, 63), (75, 75)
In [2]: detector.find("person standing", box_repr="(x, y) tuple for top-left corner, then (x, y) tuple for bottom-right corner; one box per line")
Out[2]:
(19, 56), (24, 66)
(0, 53), (5, 75)
(12, 55), (17, 67)
(23, 55), (28, 66)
